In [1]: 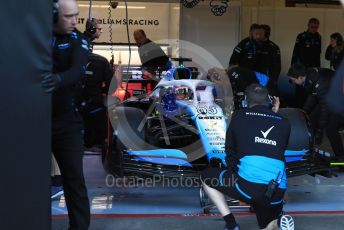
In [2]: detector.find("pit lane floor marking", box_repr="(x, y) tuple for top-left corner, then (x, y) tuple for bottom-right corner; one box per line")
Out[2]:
(52, 211), (344, 219)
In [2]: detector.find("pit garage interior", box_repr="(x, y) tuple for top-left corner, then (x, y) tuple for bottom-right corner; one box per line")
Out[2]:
(2, 0), (344, 230)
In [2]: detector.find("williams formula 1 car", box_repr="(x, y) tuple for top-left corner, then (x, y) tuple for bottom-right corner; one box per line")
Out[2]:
(103, 67), (333, 180)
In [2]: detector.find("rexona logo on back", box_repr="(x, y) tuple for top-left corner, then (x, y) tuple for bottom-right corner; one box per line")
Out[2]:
(255, 126), (277, 146)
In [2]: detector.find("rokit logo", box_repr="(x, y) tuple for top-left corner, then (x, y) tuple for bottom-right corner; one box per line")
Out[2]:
(255, 126), (277, 146)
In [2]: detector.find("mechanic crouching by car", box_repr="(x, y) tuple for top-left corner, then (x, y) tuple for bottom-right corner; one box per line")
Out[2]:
(288, 64), (344, 160)
(41, 0), (90, 228)
(201, 84), (293, 230)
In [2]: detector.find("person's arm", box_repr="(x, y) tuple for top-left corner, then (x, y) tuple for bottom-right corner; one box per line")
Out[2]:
(270, 45), (281, 80)
(291, 34), (302, 65)
(103, 59), (115, 91)
(325, 45), (333, 61)
(57, 36), (89, 87)
(225, 114), (239, 172)
(229, 40), (245, 67)
(272, 96), (280, 113)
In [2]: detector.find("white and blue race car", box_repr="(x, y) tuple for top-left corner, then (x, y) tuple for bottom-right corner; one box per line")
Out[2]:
(103, 66), (333, 180)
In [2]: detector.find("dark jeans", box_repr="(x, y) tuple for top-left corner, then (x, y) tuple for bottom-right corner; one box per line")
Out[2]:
(326, 114), (344, 157)
(52, 113), (90, 230)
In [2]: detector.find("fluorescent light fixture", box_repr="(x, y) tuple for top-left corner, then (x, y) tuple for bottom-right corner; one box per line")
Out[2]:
(78, 4), (146, 9)
(117, 6), (146, 9)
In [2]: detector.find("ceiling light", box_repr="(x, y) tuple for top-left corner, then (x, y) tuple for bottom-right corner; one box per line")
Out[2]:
(78, 4), (146, 9)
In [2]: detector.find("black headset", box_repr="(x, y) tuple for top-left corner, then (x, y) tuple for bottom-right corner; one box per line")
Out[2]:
(53, 0), (59, 24)
(86, 18), (97, 35)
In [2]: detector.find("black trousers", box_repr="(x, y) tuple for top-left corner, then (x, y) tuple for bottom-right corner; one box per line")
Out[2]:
(309, 107), (344, 157)
(326, 114), (344, 158)
(82, 103), (107, 148)
(201, 168), (285, 229)
(52, 113), (90, 230)
(295, 85), (307, 108)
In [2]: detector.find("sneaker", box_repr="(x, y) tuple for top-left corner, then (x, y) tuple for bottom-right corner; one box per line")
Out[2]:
(280, 215), (294, 230)
(51, 186), (64, 199)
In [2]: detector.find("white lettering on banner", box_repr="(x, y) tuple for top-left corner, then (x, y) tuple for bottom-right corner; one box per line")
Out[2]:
(77, 2), (174, 44)
(78, 18), (160, 26)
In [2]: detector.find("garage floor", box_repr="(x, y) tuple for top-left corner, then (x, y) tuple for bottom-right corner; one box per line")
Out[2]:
(52, 137), (344, 230)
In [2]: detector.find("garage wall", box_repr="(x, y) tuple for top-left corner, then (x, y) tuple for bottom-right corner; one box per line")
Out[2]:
(77, 1), (179, 65)
(81, 1), (344, 74)
(179, 1), (241, 75)
(77, 1), (178, 43)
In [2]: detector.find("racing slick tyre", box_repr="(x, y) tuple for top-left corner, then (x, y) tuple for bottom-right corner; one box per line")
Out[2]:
(278, 108), (313, 153)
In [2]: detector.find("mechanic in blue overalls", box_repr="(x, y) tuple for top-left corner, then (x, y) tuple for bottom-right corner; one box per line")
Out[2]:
(201, 84), (293, 230)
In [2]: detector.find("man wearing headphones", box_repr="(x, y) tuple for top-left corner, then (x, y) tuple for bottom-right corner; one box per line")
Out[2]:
(41, 0), (90, 229)
(81, 18), (115, 149)
(201, 84), (293, 230)
(84, 18), (103, 51)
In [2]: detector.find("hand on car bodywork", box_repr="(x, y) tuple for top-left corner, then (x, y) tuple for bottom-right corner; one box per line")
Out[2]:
(41, 73), (61, 93)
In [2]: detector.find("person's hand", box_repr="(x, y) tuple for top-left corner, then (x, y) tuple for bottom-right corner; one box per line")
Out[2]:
(142, 70), (154, 79)
(271, 96), (280, 113)
(41, 73), (61, 93)
(314, 129), (324, 145)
